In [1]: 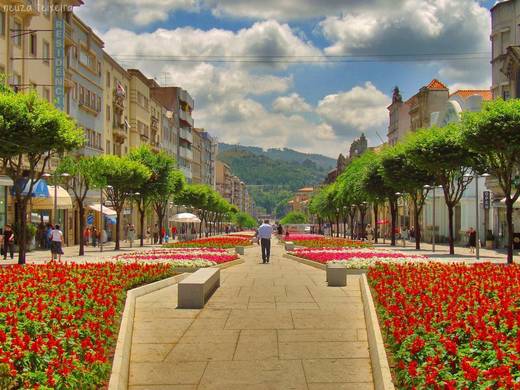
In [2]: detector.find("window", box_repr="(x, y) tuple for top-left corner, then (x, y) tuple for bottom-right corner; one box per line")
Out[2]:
(106, 105), (111, 122)
(97, 61), (101, 77)
(79, 86), (84, 105)
(79, 48), (95, 69)
(0, 11), (5, 37)
(106, 71), (111, 88)
(502, 31), (510, 55)
(30, 33), (37, 56)
(43, 0), (50, 16)
(72, 82), (78, 101)
(106, 140), (110, 154)
(97, 96), (101, 112)
(12, 73), (21, 91)
(43, 88), (50, 102)
(13, 20), (22, 47)
(503, 88), (510, 100)
(86, 90), (90, 107)
(42, 41), (50, 64)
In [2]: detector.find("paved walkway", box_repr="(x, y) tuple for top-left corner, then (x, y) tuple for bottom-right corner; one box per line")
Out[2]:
(128, 244), (374, 389)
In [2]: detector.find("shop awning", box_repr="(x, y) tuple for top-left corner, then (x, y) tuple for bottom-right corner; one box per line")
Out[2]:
(0, 176), (13, 187)
(31, 186), (73, 209)
(88, 203), (117, 216)
(11, 178), (49, 198)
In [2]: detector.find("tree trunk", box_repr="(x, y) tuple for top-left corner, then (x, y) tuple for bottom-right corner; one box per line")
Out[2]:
(373, 204), (379, 244)
(506, 198), (514, 264)
(342, 218), (347, 238)
(390, 200), (397, 246)
(157, 206), (165, 245)
(79, 204), (85, 256)
(139, 207), (145, 247)
(336, 215), (340, 238)
(115, 210), (121, 250)
(415, 208), (421, 250)
(328, 218), (333, 236)
(17, 200), (28, 265)
(447, 204), (455, 255)
(349, 215), (355, 239)
(360, 210), (366, 240)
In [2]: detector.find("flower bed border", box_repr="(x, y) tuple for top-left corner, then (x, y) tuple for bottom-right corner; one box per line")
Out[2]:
(108, 274), (189, 390)
(172, 257), (244, 274)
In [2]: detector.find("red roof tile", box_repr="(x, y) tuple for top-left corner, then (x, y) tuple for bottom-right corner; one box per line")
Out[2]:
(450, 89), (493, 101)
(426, 79), (448, 90)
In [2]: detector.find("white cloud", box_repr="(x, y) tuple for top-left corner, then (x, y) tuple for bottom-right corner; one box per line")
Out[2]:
(272, 93), (312, 113)
(316, 82), (391, 140)
(76, 0), (198, 29)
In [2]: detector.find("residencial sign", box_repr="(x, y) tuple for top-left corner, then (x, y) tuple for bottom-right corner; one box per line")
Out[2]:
(483, 191), (491, 210)
(53, 16), (65, 110)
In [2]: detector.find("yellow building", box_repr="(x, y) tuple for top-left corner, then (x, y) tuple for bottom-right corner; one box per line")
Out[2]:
(128, 69), (152, 150)
(103, 53), (130, 156)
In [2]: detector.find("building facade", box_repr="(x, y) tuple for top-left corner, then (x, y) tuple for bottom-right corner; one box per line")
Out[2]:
(407, 79), (449, 132)
(387, 87), (411, 146)
(191, 128), (203, 184)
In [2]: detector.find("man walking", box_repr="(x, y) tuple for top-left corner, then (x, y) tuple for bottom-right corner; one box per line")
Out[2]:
(258, 220), (273, 264)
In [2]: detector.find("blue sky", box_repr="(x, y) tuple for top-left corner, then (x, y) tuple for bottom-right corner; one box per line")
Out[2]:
(78, 0), (496, 157)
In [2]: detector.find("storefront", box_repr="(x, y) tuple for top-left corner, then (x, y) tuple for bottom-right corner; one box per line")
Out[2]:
(86, 203), (118, 243)
(0, 176), (13, 229)
(493, 199), (520, 249)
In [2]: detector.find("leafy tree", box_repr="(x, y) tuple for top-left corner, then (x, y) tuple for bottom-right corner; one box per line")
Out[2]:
(380, 144), (434, 249)
(280, 211), (308, 225)
(462, 99), (520, 264)
(128, 146), (184, 246)
(359, 151), (400, 246)
(91, 155), (151, 250)
(403, 124), (479, 254)
(0, 89), (83, 264)
(152, 169), (185, 243)
(57, 156), (99, 256)
(233, 211), (257, 230)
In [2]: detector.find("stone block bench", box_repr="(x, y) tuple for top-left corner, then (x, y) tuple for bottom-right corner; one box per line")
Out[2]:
(178, 268), (220, 309)
(285, 241), (295, 251)
(235, 246), (245, 255)
(326, 263), (347, 287)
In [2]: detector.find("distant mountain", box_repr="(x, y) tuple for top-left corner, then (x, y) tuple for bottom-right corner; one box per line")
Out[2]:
(217, 144), (335, 216)
(218, 143), (336, 171)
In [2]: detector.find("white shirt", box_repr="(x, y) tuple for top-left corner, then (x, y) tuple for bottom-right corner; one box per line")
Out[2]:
(51, 229), (63, 242)
(258, 223), (273, 239)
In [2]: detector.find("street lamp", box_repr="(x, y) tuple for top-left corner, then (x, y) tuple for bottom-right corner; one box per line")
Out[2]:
(424, 185), (442, 252)
(100, 185), (113, 253)
(464, 172), (490, 260)
(42, 172), (70, 226)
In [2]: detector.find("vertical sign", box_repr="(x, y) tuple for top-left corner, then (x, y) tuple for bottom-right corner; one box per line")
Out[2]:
(54, 16), (65, 111)
(483, 191), (491, 210)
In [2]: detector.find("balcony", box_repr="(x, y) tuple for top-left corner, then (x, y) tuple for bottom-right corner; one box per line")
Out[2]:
(179, 146), (193, 161)
(179, 89), (194, 109)
(179, 109), (194, 127)
(179, 128), (193, 143)
(113, 119), (128, 143)
(151, 115), (159, 131)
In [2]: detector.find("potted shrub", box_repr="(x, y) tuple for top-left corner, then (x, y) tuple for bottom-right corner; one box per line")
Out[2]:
(485, 230), (495, 250)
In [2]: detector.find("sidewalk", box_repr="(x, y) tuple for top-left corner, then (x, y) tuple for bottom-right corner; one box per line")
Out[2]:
(374, 240), (519, 264)
(128, 244), (374, 389)
(3, 241), (165, 265)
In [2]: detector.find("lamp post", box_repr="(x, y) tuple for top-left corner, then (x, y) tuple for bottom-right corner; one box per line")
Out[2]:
(424, 185), (442, 252)
(464, 172), (490, 260)
(42, 172), (70, 226)
(100, 185), (113, 253)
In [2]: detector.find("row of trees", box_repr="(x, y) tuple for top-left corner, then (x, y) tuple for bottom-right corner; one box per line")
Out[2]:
(0, 86), (247, 264)
(309, 99), (520, 264)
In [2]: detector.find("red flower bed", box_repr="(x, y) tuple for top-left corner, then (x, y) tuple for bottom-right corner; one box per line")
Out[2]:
(368, 263), (520, 388)
(291, 248), (425, 265)
(283, 234), (370, 248)
(0, 262), (175, 389)
(164, 236), (252, 249)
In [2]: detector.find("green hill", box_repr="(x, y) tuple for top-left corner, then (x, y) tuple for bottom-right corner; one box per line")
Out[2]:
(217, 144), (335, 216)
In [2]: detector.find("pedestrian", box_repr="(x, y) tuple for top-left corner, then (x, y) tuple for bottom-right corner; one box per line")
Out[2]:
(124, 223), (130, 243)
(467, 227), (477, 254)
(83, 226), (90, 247)
(92, 227), (98, 247)
(366, 224), (374, 243)
(277, 223), (283, 237)
(146, 226), (152, 244)
(0, 228), (3, 257)
(3, 225), (14, 260)
(50, 224), (64, 261)
(128, 224), (136, 248)
(172, 226), (177, 240)
(153, 224), (159, 244)
(225, 225), (229, 235)
(45, 224), (52, 249)
(258, 219), (273, 264)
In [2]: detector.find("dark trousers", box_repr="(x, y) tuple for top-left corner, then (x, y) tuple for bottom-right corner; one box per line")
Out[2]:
(3, 242), (14, 259)
(261, 238), (271, 262)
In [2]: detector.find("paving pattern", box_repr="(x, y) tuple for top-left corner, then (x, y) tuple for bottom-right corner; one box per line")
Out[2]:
(128, 244), (374, 389)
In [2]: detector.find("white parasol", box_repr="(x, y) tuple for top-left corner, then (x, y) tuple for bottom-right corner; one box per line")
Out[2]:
(172, 212), (201, 223)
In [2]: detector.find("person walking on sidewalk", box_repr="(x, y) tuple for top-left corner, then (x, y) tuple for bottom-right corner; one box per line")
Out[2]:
(50, 225), (64, 262)
(258, 220), (273, 264)
(3, 225), (14, 260)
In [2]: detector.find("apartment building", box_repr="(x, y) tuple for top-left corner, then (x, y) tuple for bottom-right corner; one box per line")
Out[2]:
(103, 53), (130, 156)
(216, 161), (232, 202)
(407, 79), (449, 132)
(201, 130), (217, 188)
(66, 13), (104, 156)
(127, 69), (153, 151)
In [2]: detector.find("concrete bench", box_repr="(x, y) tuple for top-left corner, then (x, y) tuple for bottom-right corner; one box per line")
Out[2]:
(235, 246), (245, 255)
(326, 263), (347, 287)
(178, 268), (220, 309)
(285, 241), (295, 251)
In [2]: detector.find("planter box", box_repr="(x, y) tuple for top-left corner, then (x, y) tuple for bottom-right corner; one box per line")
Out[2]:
(326, 263), (347, 287)
(285, 242), (295, 251)
(235, 246), (245, 255)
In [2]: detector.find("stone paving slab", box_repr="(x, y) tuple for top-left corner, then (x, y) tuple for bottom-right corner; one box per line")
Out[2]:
(128, 244), (374, 389)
